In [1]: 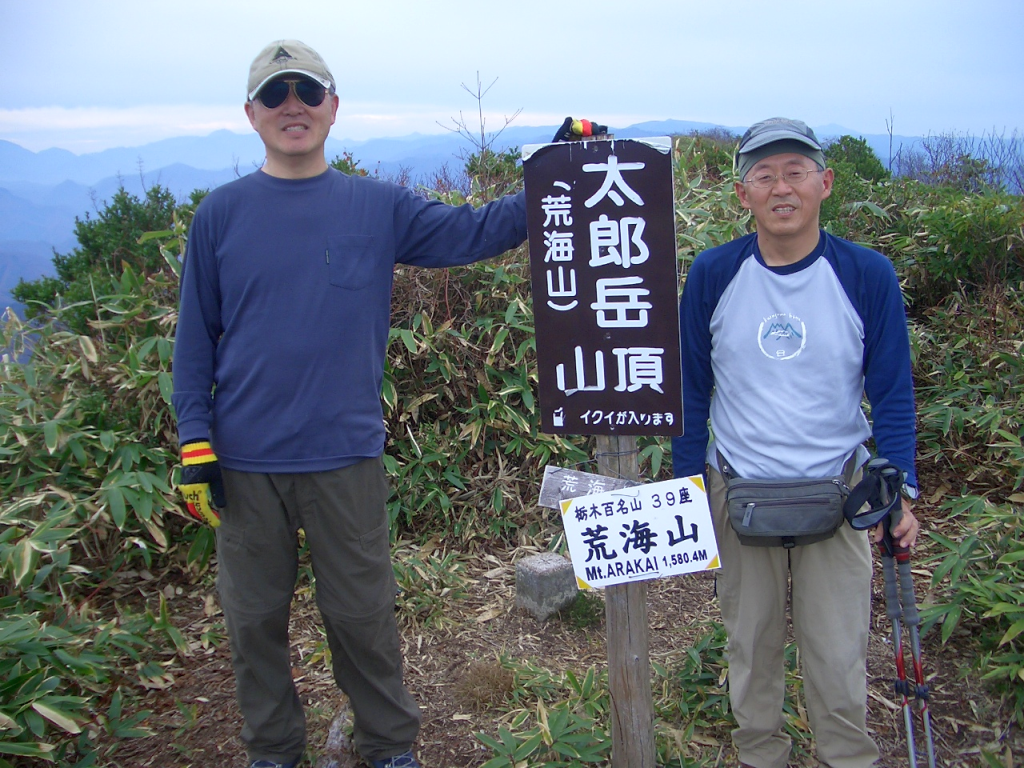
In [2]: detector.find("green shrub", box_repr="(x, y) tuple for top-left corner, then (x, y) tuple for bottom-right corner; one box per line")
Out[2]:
(819, 162), (891, 241)
(890, 191), (1024, 308)
(911, 287), (1024, 496)
(922, 498), (1024, 725)
(11, 186), (199, 335)
(3, 129), (1024, 762)
(1, 227), (193, 762)
(475, 662), (611, 768)
(672, 134), (751, 272)
(823, 135), (890, 183)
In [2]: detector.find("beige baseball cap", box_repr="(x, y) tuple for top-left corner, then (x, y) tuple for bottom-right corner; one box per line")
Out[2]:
(247, 40), (335, 101)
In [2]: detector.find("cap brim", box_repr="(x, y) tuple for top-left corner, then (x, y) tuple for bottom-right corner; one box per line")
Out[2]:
(248, 70), (334, 101)
(740, 129), (821, 154)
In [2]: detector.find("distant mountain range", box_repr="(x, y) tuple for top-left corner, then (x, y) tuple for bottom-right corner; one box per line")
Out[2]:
(0, 120), (923, 316)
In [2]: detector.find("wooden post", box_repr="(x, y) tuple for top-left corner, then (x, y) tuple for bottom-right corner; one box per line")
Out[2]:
(596, 434), (656, 767)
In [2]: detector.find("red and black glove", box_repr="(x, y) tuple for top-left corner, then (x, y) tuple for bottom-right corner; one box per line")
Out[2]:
(179, 440), (225, 527)
(552, 117), (608, 143)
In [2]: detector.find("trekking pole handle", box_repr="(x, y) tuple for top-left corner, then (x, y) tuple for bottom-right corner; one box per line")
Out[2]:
(897, 557), (920, 626)
(880, 548), (902, 622)
(887, 504), (904, 535)
(881, 471), (917, 622)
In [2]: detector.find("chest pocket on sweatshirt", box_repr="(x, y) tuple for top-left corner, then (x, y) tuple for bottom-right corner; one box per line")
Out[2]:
(327, 235), (375, 290)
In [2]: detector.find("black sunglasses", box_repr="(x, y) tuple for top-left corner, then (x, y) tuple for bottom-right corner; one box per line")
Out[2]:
(256, 77), (329, 109)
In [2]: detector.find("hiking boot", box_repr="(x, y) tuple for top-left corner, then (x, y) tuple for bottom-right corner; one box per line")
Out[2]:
(370, 751), (421, 768)
(249, 761), (298, 768)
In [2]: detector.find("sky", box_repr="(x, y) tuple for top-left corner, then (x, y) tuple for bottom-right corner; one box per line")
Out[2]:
(1, 0), (1022, 155)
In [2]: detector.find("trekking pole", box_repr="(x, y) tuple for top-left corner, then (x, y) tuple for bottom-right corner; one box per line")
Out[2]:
(845, 458), (937, 767)
(893, 535), (937, 768)
(878, 522), (918, 767)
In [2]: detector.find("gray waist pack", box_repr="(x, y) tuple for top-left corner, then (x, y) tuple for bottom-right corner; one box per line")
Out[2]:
(719, 452), (854, 549)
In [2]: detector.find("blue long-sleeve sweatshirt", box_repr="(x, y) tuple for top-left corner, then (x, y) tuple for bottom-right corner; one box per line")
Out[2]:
(671, 231), (918, 488)
(172, 168), (527, 473)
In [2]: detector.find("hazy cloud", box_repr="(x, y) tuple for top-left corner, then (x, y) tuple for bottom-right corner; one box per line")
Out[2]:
(2, 0), (1021, 153)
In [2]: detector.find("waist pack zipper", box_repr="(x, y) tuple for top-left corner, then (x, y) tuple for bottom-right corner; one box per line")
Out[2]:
(733, 478), (848, 492)
(741, 497), (834, 528)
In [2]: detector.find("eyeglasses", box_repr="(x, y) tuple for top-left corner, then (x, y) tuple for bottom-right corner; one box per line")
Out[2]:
(743, 168), (825, 189)
(255, 77), (329, 109)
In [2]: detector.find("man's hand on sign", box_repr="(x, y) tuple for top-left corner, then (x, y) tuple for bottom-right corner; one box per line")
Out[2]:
(552, 117), (609, 143)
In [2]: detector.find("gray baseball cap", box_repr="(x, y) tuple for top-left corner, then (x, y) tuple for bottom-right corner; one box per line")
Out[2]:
(735, 117), (825, 181)
(247, 40), (335, 101)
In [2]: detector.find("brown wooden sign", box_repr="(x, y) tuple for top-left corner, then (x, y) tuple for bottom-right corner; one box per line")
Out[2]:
(522, 137), (682, 436)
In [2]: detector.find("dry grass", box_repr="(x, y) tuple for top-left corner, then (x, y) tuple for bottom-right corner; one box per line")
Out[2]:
(97, 503), (1024, 767)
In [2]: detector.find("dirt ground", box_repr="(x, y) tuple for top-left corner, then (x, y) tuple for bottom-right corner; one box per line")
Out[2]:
(100, 513), (1020, 768)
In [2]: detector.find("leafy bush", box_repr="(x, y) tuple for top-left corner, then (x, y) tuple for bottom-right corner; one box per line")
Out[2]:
(911, 287), (1024, 496)
(473, 621), (814, 767)
(4, 131), (1024, 760)
(11, 186), (199, 335)
(911, 284), (1024, 725)
(819, 164), (891, 241)
(922, 498), (1024, 724)
(1, 223), (194, 762)
(475, 662), (611, 768)
(824, 135), (890, 183)
(382, 256), (591, 542)
(391, 544), (471, 628)
(330, 151), (370, 177)
(889, 191), (1024, 307)
(672, 134), (751, 271)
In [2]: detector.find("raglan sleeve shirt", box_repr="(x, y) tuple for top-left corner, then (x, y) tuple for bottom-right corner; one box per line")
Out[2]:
(671, 235), (741, 479)
(672, 231), (917, 488)
(837, 237), (918, 488)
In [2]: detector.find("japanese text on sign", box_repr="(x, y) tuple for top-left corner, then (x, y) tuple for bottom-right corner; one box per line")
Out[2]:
(524, 137), (682, 436)
(559, 475), (720, 589)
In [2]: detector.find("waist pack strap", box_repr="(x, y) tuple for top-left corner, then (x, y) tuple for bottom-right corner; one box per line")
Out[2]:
(716, 449), (858, 486)
(840, 453), (858, 486)
(716, 449), (736, 482)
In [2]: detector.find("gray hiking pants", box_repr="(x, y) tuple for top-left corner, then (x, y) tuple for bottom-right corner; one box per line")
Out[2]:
(217, 459), (421, 765)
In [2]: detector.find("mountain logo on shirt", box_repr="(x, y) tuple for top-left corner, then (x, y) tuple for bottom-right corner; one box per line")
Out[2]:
(758, 313), (806, 360)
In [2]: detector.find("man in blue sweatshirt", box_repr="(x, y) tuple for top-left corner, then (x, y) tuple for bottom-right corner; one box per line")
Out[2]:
(172, 40), (528, 768)
(672, 118), (921, 768)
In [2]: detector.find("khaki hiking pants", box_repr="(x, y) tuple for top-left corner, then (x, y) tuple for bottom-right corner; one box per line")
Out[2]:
(217, 459), (420, 765)
(709, 467), (879, 768)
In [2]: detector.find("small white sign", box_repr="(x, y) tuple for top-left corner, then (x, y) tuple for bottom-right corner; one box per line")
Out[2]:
(559, 475), (720, 589)
(538, 465), (639, 510)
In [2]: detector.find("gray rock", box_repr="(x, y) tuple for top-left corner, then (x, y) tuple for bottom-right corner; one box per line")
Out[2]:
(515, 553), (579, 621)
(315, 709), (356, 768)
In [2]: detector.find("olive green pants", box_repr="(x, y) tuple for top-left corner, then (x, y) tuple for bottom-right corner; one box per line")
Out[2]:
(709, 468), (879, 768)
(218, 459), (420, 765)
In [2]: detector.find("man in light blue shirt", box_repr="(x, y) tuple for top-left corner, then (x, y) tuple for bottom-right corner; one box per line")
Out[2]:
(673, 117), (920, 768)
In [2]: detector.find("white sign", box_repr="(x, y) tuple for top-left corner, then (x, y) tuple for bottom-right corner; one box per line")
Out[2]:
(559, 475), (720, 589)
